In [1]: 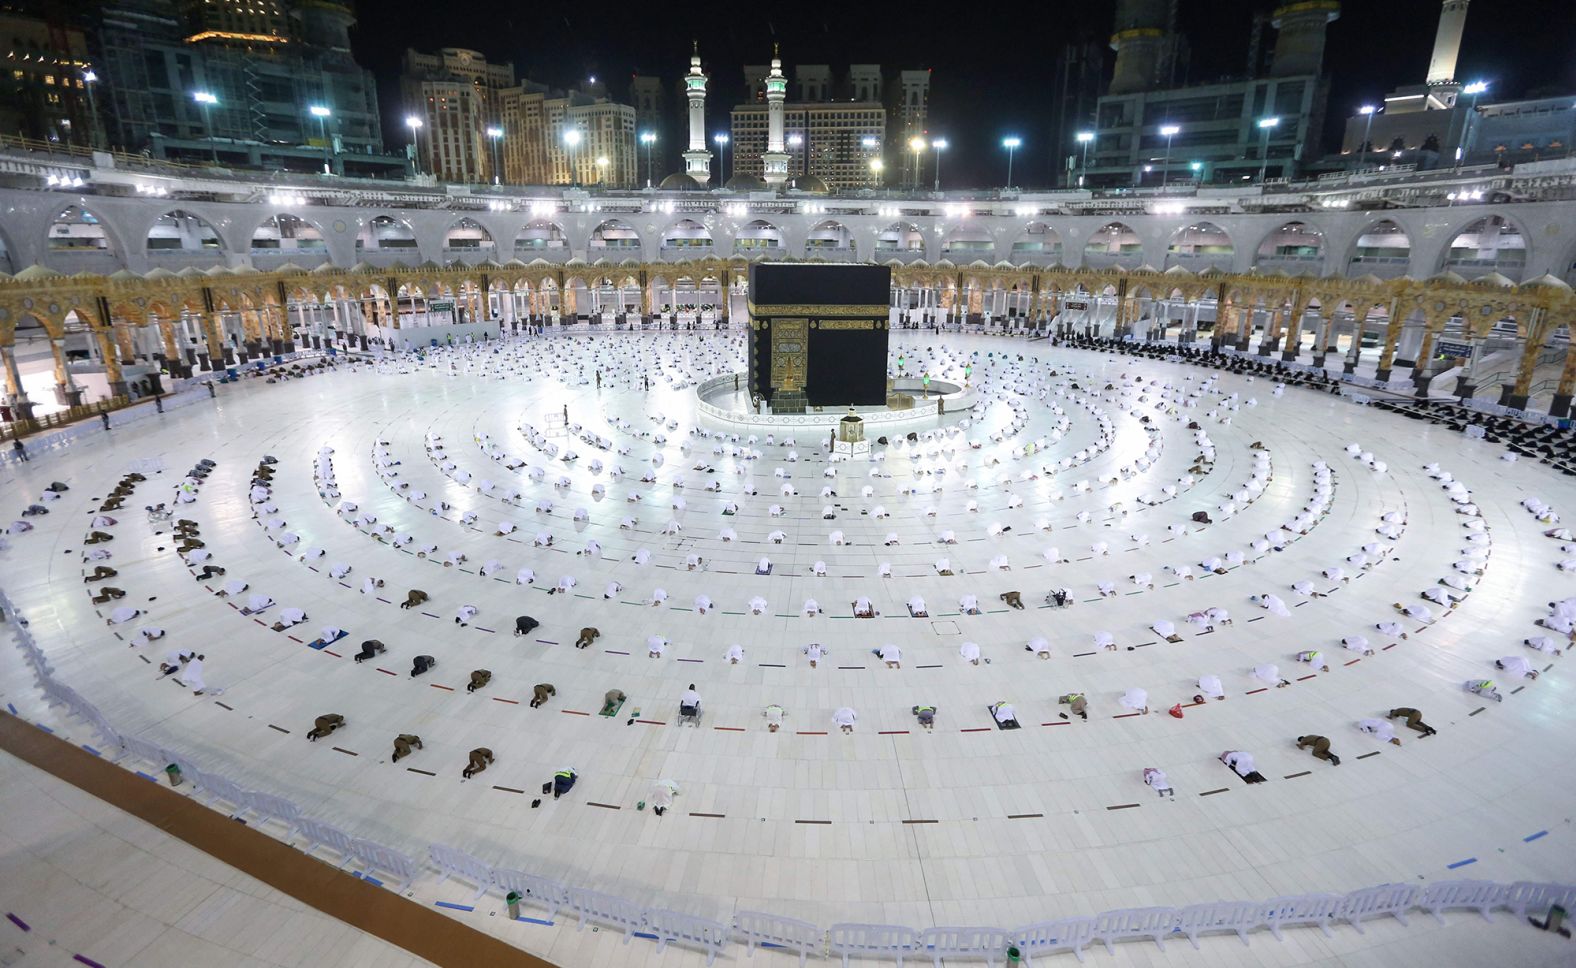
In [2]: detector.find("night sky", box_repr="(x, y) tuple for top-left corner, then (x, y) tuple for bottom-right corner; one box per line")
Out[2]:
(351, 0), (1576, 188)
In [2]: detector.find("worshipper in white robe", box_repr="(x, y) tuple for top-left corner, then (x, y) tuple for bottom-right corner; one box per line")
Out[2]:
(1495, 655), (1538, 680)
(1196, 675), (1225, 701)
(1143, 767), (1174, 797)
(1295, 649), (1329, 672)
(960, 641), (982, 665)
(1395, 601), (1434, 623)
(455, 605), (478, 627)
(1251, 593), (1291, 617)
(833, 706), (858, 733)
(1357, 718), (1402, 745)
(1341, 635), (1375, 656)
(724, 644), (745, 664)
(1120, 688), (1149, 714)
(1220, 750), (1268, 783)
(134, 626), (166, 646)
(178, 654), (207, 694)
(1524, 636), (1563, 655)
(1375, 620), (1408, 639)
(694, 594), (713, 614)
(1026, 636), (1052, 660)
(803, 598), (823, 617)
(1252, 664), (1289, 687)
(1152, 619), (1182, 643)
(907, 595), (928, 617)
(803, 642), (827, 668)
(108, 605), (142, 625)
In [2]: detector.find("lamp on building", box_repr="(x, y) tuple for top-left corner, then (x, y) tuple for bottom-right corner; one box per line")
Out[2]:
(1001, 136), (1022, 191)
(931, 137), (947, 192)
(639, 131), (656, 188)
(1076, 131), (1094, 188)
(486, 125), (504, 185)
(1357, 104), (1377, 169)
(908, 135), (926, 190)
(1458, 80), (1490, 171)
(713, 132), (729, 182)
(563, 128), (582, 186)
(595, 155), (609, 186)
(405, 115), (424, 176)
(1256, 117), (1280, 184)
(788, 132), (804, 176)
(1159, 124), (1180, 189)
(869, 157), (884, 187)
(192, 91), (219, 163)
(309, 105), (333, 175)
(82, 70), (100, 150)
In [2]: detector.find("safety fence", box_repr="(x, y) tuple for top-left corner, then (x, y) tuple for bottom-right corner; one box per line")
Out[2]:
(1, 590), (1570, 966)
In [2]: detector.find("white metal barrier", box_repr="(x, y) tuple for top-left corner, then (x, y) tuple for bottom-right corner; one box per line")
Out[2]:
(490, 868), (570, 921)
(828, 923), (919, 967)
(644, 907), (732, 966)
(349, 838), (422, 893)
(1261, 893), (1343, 940)
(566, 887), (645, 941)
(1503, 882), (1576, 918)
(295, 816), (357, 865)
(1174, 899), (1260, 948)
(1418, 879), (1506, 924)
(1339, 882), (1417, 933)
(734, 910), (822, 966)
(1012, 917), (1096, 965)
(1089, 905), (1175, 953)
(427, 844), (497, 902)
(916, 925), (1014, 966)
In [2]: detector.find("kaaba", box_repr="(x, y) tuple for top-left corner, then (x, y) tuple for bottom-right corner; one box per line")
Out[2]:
(747, 262), (890, 413)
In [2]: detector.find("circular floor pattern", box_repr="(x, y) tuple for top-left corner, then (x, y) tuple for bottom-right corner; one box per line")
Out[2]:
(2, 331), (1573, 967)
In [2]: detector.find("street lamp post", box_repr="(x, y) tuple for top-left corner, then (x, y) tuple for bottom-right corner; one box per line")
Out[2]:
(1076, 131), (1094, 188)
(639, 131), (656, 187)
(595, 155), (608, 186)
(1002, 136), (1021, 190)
(908, 136), (926, 191)
(405, 115), (424, 176)
(563, 128), (581, 186)
(1159, 124), (1180, 189)
(931, 138), (947, 192)
(713, 133), (729, 183)
(310, 105), (332, 175)
(82, 70), (99, 149)
(192, 91), (218, 163)
(1357, 104), (1377, 169)
(1256, 116), (1280, 183)
(486, 125), (504, 184)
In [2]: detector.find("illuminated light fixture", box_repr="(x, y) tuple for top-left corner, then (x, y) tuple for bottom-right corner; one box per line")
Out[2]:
(184, 31), (289, 45)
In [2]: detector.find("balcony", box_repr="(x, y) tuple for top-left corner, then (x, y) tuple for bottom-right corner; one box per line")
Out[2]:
(659, 243), (714, 261)
(874, 248), (928, 265)
(1082, 250), (1144, 271)
(249, 249), (330, 271)
(46, 248), (123, 275)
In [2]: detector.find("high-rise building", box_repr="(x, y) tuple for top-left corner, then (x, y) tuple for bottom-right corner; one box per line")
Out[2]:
(1048, 39), (1106, 187)
(732, 102), (884, 191)
(1086, 1), (1338, 186)
(401, 47), (515, 183)
(628, 73), (669, 181)
(497, 83), (637, 188)
(1338, 1), (1477, 163)
(94, 0), (393, 175)
(0, 6), (95, 146)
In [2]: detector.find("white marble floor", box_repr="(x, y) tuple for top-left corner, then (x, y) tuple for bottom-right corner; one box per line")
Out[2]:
(0, 748), (436, 968)
(2, 331), (1573, 967)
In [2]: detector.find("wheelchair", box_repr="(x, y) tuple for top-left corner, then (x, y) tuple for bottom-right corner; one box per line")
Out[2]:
(678, 702), (702, 727)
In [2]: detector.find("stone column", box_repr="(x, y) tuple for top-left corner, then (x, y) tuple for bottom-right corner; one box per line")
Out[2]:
(1549, 339), (1576, 419)
(1, 343), (35, 421)
(1374, 321), (1401, 383)
(96, 329), (127, 398)
(51, 338), (84, 407)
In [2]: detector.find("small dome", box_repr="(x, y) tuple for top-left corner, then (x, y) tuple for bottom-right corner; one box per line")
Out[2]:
(659, 172), (703, 191)
(725, 173), (767, 191)
(786, 174), (829, 195)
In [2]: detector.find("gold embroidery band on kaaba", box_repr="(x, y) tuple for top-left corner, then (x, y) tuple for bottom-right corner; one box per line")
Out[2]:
(747, 301), (890, 317)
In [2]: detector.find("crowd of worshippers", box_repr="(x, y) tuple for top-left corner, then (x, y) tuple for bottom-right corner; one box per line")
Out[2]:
(73, 333), (1564, 815)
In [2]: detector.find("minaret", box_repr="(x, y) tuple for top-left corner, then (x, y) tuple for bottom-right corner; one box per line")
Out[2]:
(1426, 0), (1470, 85)
(761, 45), (790, 188)
(682, 42), (713, 184)
(1108, 0), (1168, 95)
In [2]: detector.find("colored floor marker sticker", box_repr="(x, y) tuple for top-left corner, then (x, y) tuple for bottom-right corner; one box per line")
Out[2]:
(794, 819), (831, 825)
(215, 701), (233, 710)
(1468, 706), (1486, 716)
(1356, 751), (1381, 760)
(6, 913), (29, 931)
(267, 724), (290, 734)
(561, 710), (590, 716)
(81, 744), (101, 757)
(376, 668), (397, 676)
(1007, 813), (1044, 820)
(1446, 857), (1478, 870)
(331, 747), (357, 756)
(713, 726), (745, 732)
(491, 697), (519, 705)
(796, 731), (828, 736)
(689, 812), (725, 818)
(406, 768), (436, 776)
(435, 901), (475, 912)
(430, 684), (454, 691)
(1245, 687), (1268, 695)
(878, 730), (909, 735)
(1106, 803), (1141, 811)
(1199, 787), (1230, 797)
(1524, 830), (1548, 842)
(1283, 770), (1312, 779)
(517, 916), (554, 926)
(73, 956), (107, 968)
(587, 802), (621, 810)
(492, 785), (525, 794)
(1296, 674), (1317, 681)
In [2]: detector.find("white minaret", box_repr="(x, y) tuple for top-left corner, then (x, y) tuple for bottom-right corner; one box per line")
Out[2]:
(1426, 0), (1470, 85)
(761, 45), (790, 188)
(682, 42), (713, 184)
